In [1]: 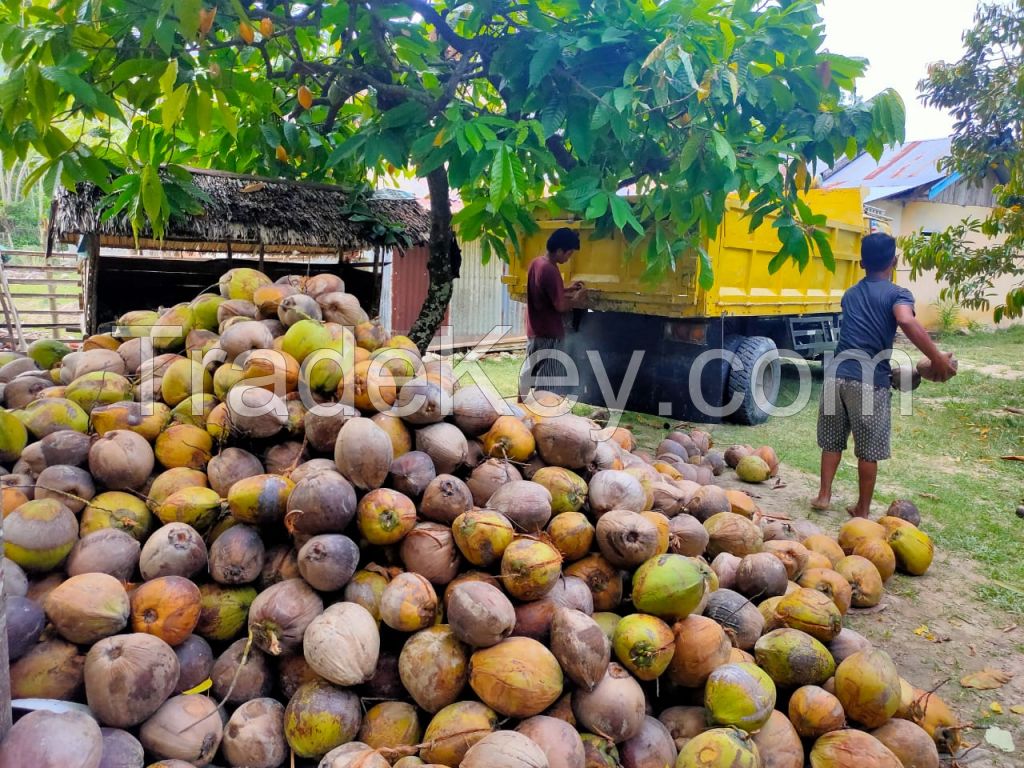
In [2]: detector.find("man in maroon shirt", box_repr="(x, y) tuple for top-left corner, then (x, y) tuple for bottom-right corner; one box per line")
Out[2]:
(518, 227), (587, 400)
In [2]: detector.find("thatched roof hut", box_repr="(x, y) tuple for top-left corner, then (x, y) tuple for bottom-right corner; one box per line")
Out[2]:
(53, 168), (430, 254)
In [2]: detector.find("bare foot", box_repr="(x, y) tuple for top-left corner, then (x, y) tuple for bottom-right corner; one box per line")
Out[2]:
(810, 495), (831, 511)
(846, 505), (870, 518)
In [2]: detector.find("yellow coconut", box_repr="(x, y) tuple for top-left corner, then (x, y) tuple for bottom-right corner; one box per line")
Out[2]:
(155, 424), (213, 470)
(887, 527), (934, 576)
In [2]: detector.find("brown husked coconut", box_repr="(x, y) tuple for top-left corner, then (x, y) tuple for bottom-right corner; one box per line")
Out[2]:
(703, 589), (765, 650)
(88, 430), (154, 490)
(809, 730), (902, 768)
(288, 457), (339, 484)
(140, 522), (208, 579)
(225, 384), (288, 438)
(98, 727), (145, 768)
(588, 470), (646, 516)
(684, 485), (731, 522)
(318, 291), (368, 324)
(470, 637), (564, 718)
(381, 572), (439, 631)
(401, 522), (461, 586)
(487, 480), (554, 532)
(304, 405), (354, 452)
(619, 716), (678, 768)
(298, 533), (360, 592)
(668, 514), (709, 557)
(320, 743), (390, 768)
(304, 602), (380, 686)
(564, 554), (623, 612)
(516, 715), (585, 768)
(735, 552), (790, 599)
(667, 615), (732, 688)
(248, 578), (323, 656)
(454, 384), (508, 435)
(45, 572), (130, 644)
(6, 596), (45, 661)
(871, 719), (940, 768)
(399, 625), (469, 713)
(285, 471), (357, 537)
(387, 450), (437, 497)
(174, 634), (214, 693)
(209, 523), (265, 584)
(20, 429), (93, 473)
(85, 633), (180, 727)
(334, 416), (394, 490)
(0, 709), (103, 768)
(416, 422), (468, 475)
(35, 464), (94, 512)
(533, 415), (599, 469)
(10, 638), (86, 700)
(828, 628), (872, 663)
(704, 512), (764, 559)
(658, 706), (707, 752)
(420, 473), (473, 524)
(211, 638), (273, 703)
(140, 694), (223, 767)
(460, 731), (550, 768)
(67, 529), (140, 581)
(572, 662), (646, 743)
(749, 710), (803, 768)
(448, 581), (517, 648)
(763, 539), (810, 580)
(222, 698), (287, 768)
(550, 608), (610, 692)
(595, 510), (659, 569)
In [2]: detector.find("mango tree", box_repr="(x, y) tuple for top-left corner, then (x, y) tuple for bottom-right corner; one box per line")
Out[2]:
(0, 0), (905, 351)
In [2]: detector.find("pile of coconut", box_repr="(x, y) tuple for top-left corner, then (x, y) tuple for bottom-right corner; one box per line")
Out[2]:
(0, 267), (953, 768)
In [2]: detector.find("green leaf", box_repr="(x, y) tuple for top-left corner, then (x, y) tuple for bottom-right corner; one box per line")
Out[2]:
(174, 0), (201, 39)
(283, 120), (299, 150)
(162, 84), (189, 132)
(697, 246), (714, 289)
(215, 90), (237, 137)
(609, 194), (629, 230)
(566, 99), (594, 160)
(677, 132), (703, 173)
(679, 50), (699, 90)
(140, 165), (165, 238)
(611, 87), (632, 113)
(711, 131), (737, 171)
(529, 39), (561, 87)
(490, 145), (514, 207)
(159, 60), (178, 96)
(540, 94), (567, 137)
(584, 191), (609, 220)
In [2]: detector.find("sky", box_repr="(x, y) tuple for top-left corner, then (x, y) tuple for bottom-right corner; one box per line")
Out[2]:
(820, 0), (978, 141)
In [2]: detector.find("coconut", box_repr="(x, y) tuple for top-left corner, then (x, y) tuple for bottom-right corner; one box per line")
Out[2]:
(401, 522), (461, 585)
(399, 625), (469, 713)
(898, 683), (961, 753)
(824, 629), (870, 665)
(611, 614), (674, 681)
(702, 589), (764, 650)
(227, 473), (294, 526)
(753, 628), (835, 687)
(710, 552), (740, 590)
(852, 538), (897, 581)
(98, 727), (145, 768)
(663, 615), (729, 689)
(532, 415), (598, 468)
(452, 509), (515, 567)
(9, 635), (86, 699)
(303, 405), (352, 451)
(128, 575), (201, 646)
(85, 430), (153, 491)
(211, 637), (273, 702)
(517, 716), (585, 768)
(703, 512), (763, 559)
(0, 709), (104, 768)
(461, 731), (548, 768)
(174, 635), (214, 692)
(84, 633), (180, 727)
(412, 475), (471, 527)
(45, 572), (130, 644)
(887, 526), (934, 575)
(259, 545), (302, 589)
(532, 466), (588, 515)
(378, 572), (437, 631)
(139, 694), (222, 766)
(578, 734), (619, 768)
(685, 485), (731, 522)
(370, 411), (414, 457)
(4, 498), (78, 572)
(549, 608), (611, 691)
(548, 575), (595, 614)
(284, 471), (356, 538)
(735, 454), (771, 483)
(488, 480), (554, 532)
(618, 716), (677, 768)
(3, 557), (29, 598)
(587, 470), (645, 517)
(420, 701), (498, 765)
(334, 416), (393, 490)
(5, 596), (45, 661)
(248, 578), (323, 656)
(834, 649), (901, 728)
(704, 662), (776, 732)
(547, 512), (595, 563)
(221, 698), (287, 768)
(762, 540), (810, 580)
(808, 730), (902, 768)
(885, 499), (921, 526)
(834, 555), (885, 608)
(870, 719), (940, 768)
(148, 467), (209, 508)
(798, 568), (853, 615)
(469, 636), (564, 718)
(358, 700), (421, 754)
(513, 599), (559, 642)
(207, 523), (265, 584)
(572, 662), (645, 743)
(482, 415), (537, 462)
(837, 517), (886, 554)
(774, 587), (842, 642)
(564, 554), (622, 611)
(787, 684), (845, 738)
(501, 537), (563, 601)
(749, 710), (803, 768)
(283, 680), (362, 759)
(592, 510), (657, 569)
(630, 553), (705, 620)
(34, 464), (94, 512)
(735, 552), (789, 599)
(139, 522), (207, 579)
(387, 450), (437, 497)
(18, 429), (92, 474)
(19, 396), (90, 438)
(288, 457), (339, 484)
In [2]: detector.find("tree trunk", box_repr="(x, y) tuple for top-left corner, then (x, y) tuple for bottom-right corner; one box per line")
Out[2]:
(408, 167), (455, 355)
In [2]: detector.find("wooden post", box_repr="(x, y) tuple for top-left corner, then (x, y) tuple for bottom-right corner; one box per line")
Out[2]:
(226, 239), (233, 263)
(44, 201), (59, 339)
(85, 233), (100, 336)
(258, 242), (265, 271)
(0, 519), (12, 739)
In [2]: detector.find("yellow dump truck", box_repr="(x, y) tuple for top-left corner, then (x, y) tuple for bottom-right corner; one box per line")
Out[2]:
(504, 189), (886, 424)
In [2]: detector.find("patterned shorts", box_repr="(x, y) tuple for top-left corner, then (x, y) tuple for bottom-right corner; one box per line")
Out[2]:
(817, 377), (892, 462)
(519, 336), (571, 395)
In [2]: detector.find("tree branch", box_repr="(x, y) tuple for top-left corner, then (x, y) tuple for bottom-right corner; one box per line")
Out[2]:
(400, 0), (473, 54)
(545, 136), (577, 171)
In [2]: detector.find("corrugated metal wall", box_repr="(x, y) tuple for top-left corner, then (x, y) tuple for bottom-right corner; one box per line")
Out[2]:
(385, 241), (526, 348)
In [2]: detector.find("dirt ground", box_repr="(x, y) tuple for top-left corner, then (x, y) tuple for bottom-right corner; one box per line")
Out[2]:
(716, 466), (1024, 766)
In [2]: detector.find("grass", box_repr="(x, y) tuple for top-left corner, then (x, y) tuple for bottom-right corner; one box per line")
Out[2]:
(476, 327), (1024, 615)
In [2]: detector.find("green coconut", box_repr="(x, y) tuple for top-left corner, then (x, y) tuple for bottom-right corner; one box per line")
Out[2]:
(20, 397), (89, 437)
(833, 649), (901, 728)
(420, 701), (498, 766)
(630, 554), (706, 621)
(735, 455), (771, 483)
(155, 486), (223, 531)
(27, 338), (72, 369)
(282, 319), (334, 364)
(887, 527), (934, 576)
(774, 588), (842, 642)
(5, 498), (79, 572)
(532, 466), (588, 514)
(675, 728), (760, 768)
(753, 628), (836, 687)
(81, 491), (154, 542)
(284, 680), (362, 759)
(196, 583), (258, 641)
(65, 371), (133, 412)
(150, 303), (195, 352)
(612, 613), (676, 681)
(358, 701), (421, 754)
(704, 662), (777, 732)
(115, 309), (160, 338)
(171, 394), (218, 427)
(0, 409), (28, 463)
(190, 293), (226, 331)
(228, 474), (295, 526)
(592, 612), (623, 643)
(160, 358), (213, 407)
(220, 267), (273, 302)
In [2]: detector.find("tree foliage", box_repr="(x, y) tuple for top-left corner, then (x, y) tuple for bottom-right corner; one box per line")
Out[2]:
(902, 1), (1024, 321)
(0, 0), (905, 345)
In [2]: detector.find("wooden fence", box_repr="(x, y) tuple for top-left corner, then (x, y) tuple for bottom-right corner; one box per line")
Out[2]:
(0, 248), (84, 346)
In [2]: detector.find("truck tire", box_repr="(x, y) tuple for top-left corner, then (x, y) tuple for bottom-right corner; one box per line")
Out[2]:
(725, 335), (781, 425)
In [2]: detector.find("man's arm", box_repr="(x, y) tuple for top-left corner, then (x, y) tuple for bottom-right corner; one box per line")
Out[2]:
(893, 304), (957, 381)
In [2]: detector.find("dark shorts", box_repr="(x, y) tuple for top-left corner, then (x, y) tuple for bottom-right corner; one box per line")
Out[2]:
(817, 377), (892, 462)
(519, 336), (571, 395)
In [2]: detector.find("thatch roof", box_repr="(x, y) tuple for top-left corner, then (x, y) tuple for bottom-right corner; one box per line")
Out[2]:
(53, 168), (430, 254)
